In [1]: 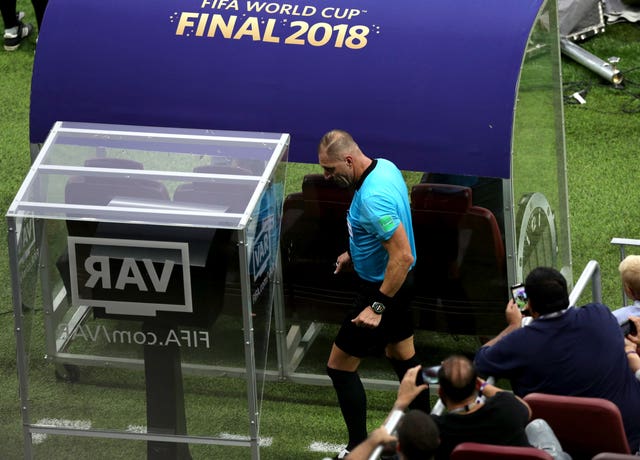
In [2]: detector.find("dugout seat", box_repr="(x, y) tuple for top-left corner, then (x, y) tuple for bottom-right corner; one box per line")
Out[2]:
(173, 164), (256, 214)
(171, 164), (271, 317)
(83, 156), (145, 170)
(420, 172), (505, 234)
(279, 177), (509, 335)
(410, 183), (507, 336)
(280, 174), (357, 323)
(59, 157), (171, 300)
(193, 163), (254, 176)
(524, 393), (631, 460)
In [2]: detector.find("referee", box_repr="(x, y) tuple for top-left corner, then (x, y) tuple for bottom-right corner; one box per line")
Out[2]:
(317, 130), (430, 459)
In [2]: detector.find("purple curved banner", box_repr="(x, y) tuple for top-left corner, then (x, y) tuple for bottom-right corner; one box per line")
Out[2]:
(30, 0), (543, 178)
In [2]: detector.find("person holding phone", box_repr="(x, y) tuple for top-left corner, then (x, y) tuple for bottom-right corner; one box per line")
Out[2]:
(511, 283), (529, 313)
(624, 316), (640, 381)
(475, 267), (640, 454)
(318, 130), (430, 459)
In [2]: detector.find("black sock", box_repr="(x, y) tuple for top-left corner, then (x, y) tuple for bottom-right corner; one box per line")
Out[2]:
(387, 355), (432, 413)
(326, 366), (368, 450)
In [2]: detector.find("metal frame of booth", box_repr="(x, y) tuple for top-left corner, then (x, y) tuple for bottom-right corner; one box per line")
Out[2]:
(8, 122), (290, 459)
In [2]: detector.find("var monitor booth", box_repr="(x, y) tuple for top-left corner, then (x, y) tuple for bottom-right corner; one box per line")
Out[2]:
(8, 0), (571, 458)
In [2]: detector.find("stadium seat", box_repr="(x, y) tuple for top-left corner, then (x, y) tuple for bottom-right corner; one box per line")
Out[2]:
(524, 393), (631, 459)
(592, 454), (639, 460)
(410, 183), (507, 336)
(450, 442), (553, 459)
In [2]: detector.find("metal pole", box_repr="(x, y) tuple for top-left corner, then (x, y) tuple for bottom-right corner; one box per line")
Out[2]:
(8, 217), (34, 458)
(368, 410), (404, 460)
(238, 229), (261, 460)
(560, 38), (623, 85)
(568, 260), (602, 307)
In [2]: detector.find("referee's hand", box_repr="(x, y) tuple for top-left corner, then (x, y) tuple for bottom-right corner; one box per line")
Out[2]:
(333, 251), (351, 274)
(352, 306), (381, 328)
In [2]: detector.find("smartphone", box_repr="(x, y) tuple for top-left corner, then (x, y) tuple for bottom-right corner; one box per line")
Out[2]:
(621, 319), (637, 336)
(416, 365), (441, 386)
(510, 283), (528, 311)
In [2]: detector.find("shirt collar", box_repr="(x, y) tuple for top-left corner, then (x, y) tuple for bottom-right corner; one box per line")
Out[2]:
(537, 306), (572, 320)
(355, 159), (377, 191)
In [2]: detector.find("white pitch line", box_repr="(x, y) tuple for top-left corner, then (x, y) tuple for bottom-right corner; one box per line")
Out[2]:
(33, 418), (92, 444)
(126, 424), (147, 433)
(308, 440), (347, 453)
(33, 421), (273, 449)
(126, 426), (273, 447)
(217, 432), (273, 447)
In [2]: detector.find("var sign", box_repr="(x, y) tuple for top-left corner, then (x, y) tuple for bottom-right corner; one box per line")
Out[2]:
(68, 236), (193, 316)
(251, 222), (271, 282)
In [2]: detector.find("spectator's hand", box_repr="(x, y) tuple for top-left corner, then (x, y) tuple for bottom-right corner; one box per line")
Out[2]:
(624, 337), (637, 354)
(395, 365), (428, 410)
(352, 306), (382, 328)
(344, 426), (397, 459)
(334, 251), (352, 274)
(369, 426), (397, 448)
(627, 316), (640, 346)
(505, 299), (523, 327)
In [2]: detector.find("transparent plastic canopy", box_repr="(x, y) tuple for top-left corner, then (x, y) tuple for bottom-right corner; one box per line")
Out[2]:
(8, 121), (290, 230)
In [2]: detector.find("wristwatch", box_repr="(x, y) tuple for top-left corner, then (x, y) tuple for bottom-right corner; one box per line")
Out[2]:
(371, 302), (386, 314)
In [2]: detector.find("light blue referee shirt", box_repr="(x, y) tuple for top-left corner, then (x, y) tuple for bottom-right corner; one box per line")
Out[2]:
(347, 158), (416, 282)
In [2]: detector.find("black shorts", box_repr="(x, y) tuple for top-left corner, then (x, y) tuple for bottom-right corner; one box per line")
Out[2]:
(334, 271), (415, 358)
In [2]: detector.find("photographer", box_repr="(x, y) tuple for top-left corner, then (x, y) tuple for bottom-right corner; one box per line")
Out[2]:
(345, 365), (439, 460)
(432, 355), (569, 460)
(347, 358), (570, 460)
